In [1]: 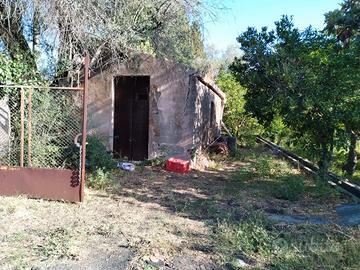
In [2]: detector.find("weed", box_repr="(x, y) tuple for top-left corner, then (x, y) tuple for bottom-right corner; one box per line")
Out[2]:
(6, 204), (16, 214)
(215, 213), (273, 263)
(140, 156), (166, 167)
(272, 174), (305, 201)
(5, 252), (28, 270)
(94, 222), (114, 237)
(86, 135), (116, 172)
(308, 176), (340, 199)
(35, 228), (75, 260)
(87, 168), (118, 190)
(254, 156), (273, 178)
(179, 199), (220, 219)
(270, 230), (360, 270)
(214, 216), (360, 270)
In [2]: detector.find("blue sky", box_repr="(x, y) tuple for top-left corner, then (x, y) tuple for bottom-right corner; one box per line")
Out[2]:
(204, 0), (341, 50)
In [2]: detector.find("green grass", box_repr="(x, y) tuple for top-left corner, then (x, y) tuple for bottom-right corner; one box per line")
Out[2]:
(272, 175), (305, 201)
(229, 146), (342, 202)
(215, 214), (273, 261)
(231, 168), (254, 183)
(211, 145), (356, 269)
(213, 214), (360, 270)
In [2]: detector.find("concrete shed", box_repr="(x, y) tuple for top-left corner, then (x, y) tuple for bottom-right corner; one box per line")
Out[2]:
(88, 54), (225, 160)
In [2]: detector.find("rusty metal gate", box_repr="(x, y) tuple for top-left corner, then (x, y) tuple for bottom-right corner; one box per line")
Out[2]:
(0, 56), (89, 202)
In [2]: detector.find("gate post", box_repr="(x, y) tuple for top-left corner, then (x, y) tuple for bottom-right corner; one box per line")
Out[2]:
(20, 87), (25, 167)
(80, 53), (89, 202)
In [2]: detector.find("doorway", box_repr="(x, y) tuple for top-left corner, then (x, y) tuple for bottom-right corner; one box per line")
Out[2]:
(113, 76), (150, 160)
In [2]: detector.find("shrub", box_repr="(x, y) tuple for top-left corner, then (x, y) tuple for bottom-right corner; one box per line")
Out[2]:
(87, 168), (117, 190)
(273, 175), (305, 201)
(216, 71), (264, 147)
(86, 135), (116, 172)
(254, 156), (273, 178)
(140, 156), (166, 167)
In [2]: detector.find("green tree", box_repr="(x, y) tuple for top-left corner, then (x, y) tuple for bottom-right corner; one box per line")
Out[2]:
(191, 22), (206, 60)
(231, 16), (360, 176)
(216, 70), (263, 146)
(0, 0), (213, 75)
(325, 0), (360, 176)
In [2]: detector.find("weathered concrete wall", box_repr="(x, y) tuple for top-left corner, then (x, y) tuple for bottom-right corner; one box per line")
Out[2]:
(88, 54), (224, 159)
(190, 77), (223, 150)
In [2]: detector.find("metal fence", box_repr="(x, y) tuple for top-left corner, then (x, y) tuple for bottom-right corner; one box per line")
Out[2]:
(0, 87), (84, 170)
(0, 55), (89, 202)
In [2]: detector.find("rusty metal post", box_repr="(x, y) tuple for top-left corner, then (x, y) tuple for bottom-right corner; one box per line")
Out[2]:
(20, 88), (25, 167)
(28, 88), (32, 167)
(79, 53), (89, 202)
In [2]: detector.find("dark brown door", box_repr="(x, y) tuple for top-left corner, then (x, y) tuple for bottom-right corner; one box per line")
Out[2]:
(113, 76), (149, 160)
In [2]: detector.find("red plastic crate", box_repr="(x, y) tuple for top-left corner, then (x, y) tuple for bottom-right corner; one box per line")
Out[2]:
(166, 158), (190, 174)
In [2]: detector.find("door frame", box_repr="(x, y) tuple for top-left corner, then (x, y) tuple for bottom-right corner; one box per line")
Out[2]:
(111, 75), (150, 160)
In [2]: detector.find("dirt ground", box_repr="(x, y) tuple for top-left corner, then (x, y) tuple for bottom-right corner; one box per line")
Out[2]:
(0, 148), (355, 270)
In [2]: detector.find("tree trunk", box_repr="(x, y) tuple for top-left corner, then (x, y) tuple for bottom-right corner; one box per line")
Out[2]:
(344, 131), (357, 176)
(32, 7), (41, 57)
(0, 2), (36, 68)
(318, 139), (334, 179)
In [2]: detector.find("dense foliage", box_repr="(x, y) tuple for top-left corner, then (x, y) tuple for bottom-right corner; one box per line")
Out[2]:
(216, 70), (263, 146)
(0, 55), (81, 169)
(0, 54), (43, 87)
(229, 13), (360, 176)
(0, 0), (211, 77)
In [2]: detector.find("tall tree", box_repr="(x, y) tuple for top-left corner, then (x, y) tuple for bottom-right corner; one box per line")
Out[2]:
(325, 0), (360, 176)
(0, 0), (214, 77)
(231, 16), (360, 176)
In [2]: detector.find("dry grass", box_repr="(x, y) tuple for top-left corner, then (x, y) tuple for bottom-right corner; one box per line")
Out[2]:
(0, 146), (357, 269)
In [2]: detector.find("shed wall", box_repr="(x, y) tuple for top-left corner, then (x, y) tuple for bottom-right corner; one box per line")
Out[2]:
(88, 55), (224, 159)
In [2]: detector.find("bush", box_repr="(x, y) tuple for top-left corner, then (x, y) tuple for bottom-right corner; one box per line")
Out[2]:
(86, 135), (116, 172)
(140, 156), (166, 167)
(254, 156), (273, 178)
(87, 168), (117, 190)
(216, 71), (264, 147)
(273, 175), (305, 201)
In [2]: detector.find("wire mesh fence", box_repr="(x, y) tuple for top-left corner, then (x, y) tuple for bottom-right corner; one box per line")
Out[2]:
(0, 87), (84, 170)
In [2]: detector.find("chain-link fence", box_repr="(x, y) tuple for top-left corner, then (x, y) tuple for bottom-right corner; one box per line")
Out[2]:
(0, 87), (84, 170)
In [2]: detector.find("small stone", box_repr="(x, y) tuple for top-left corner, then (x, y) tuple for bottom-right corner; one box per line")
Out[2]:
(145, 256), (165, 267)
(233, 257), (250, 268)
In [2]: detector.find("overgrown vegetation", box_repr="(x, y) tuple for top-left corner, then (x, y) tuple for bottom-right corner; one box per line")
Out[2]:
(87, 168), (118, 190)
(223, 0), (360, 179)
(272, 175), (305, 202)
(86, 135), (116, 172)
(0, 0), (213, 77)
(0, 54), (83, 169)
(85, 135), (118, 189)
(216, 71), (263, 147)
(214, 214), (360, 270)
(210, 147), (357, 269)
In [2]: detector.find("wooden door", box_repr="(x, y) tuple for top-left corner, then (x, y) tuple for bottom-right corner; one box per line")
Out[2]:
(113, 76), (149, 160)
